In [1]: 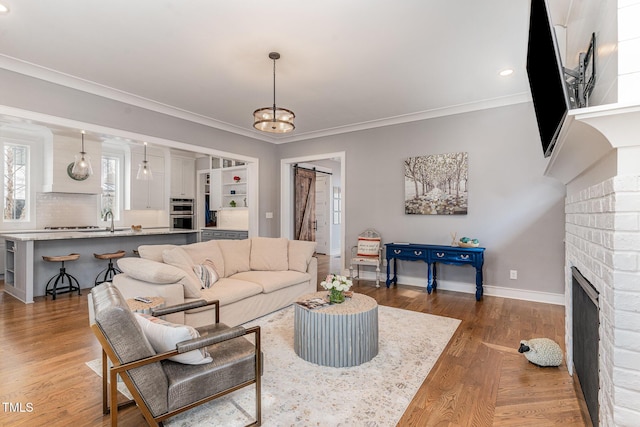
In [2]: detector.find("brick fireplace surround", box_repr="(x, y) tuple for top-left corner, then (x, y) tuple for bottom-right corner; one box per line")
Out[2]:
(564, 172), (640, 426)
(548, 2), (640, 424)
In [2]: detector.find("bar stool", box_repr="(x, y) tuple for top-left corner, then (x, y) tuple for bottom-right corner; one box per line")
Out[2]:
(42, 253), (81, 300)
(93, 250), (126, 286)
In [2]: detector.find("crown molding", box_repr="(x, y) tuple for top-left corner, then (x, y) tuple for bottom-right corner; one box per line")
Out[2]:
(1, 54), (531, 145)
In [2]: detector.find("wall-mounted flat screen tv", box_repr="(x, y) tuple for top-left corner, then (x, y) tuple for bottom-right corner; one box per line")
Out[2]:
(526, 0), (571, 158)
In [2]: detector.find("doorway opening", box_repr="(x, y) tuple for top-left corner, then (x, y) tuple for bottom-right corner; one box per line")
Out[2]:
(280, 152), (345, 274)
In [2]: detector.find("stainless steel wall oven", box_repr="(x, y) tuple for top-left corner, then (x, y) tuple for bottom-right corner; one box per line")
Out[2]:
(170, 198), (195, 230)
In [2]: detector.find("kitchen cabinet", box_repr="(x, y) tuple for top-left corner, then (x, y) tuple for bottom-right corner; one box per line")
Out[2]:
(220, 165), (248, 209)
(170, 156), (196, 198)
(0, 238), (5, 278)
(207, 169), (222, 211)
(130, 146), (166, 210)
(201, 229), (248, 241)
(3, 239), (32, 303)
(204, 163), (247, 211)
(42, 134), (102, 194)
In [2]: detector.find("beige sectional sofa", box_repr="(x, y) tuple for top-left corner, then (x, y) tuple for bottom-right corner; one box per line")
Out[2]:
(112, 237), (317, 327)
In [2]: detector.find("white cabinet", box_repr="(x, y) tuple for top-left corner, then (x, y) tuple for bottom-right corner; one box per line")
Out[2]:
(220, 166), (248, 209)
(130, 147), (166, 210)
(208, 169), (222, 210)
(170, 156), (196, 199)
(0, 238), (5, 279)
(204, 160), (247, 211)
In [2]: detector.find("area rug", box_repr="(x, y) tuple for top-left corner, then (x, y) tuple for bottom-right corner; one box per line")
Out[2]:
(86, 304), (460, 426)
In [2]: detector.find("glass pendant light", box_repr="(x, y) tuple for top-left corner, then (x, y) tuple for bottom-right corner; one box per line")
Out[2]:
(71, 131), (93, 178)
(136, 142), (153, 180)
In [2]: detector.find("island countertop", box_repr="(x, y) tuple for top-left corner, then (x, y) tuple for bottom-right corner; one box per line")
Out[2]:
(0, 228), (199, 242)
(3, 229), (199, 303)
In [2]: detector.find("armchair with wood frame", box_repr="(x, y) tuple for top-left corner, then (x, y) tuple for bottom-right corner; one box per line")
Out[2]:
(349, 228), (383, 288)
(89, 282), (262, 426)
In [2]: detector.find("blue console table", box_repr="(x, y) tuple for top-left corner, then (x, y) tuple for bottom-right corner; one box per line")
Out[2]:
(385, 243), (486, 301)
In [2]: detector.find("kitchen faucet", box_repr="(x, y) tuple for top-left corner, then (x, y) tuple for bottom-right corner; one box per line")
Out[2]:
(104, 210), (114, 233)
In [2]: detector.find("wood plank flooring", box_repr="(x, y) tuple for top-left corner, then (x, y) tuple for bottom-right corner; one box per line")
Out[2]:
(0, 255), (589, 426)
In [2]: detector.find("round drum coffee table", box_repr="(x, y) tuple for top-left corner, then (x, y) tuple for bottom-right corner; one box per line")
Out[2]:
(294, 291), (379, 367)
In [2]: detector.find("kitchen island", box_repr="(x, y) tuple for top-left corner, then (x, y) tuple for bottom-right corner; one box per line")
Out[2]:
(2, 228), (199, 303)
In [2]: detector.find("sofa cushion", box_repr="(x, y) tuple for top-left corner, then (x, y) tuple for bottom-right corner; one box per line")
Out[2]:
(162, 332), (255, 412)
(134, 313), (212, 365)
(118, 257), (190, 284)
(199, 278), (263, 306)
(250, 237), (289, 271)
(288, 240), (317, 273)
(232, 270), (312, 294)
(217, 239), (251, 277)
(181, 240), (225, 278)
(162, 247), (203, 298)
(138, 244), (178, 262)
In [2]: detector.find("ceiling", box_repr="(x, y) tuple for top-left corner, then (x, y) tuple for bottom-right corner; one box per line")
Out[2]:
(0, 0), (572, 144)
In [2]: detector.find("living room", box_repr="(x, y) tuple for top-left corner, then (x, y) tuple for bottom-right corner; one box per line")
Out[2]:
(1, 1), (639, 426)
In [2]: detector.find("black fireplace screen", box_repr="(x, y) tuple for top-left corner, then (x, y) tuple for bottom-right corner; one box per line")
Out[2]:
(571, 266), (599, 427)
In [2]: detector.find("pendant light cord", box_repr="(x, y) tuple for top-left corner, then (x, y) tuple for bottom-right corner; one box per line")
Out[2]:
(272, 58), (277, 117)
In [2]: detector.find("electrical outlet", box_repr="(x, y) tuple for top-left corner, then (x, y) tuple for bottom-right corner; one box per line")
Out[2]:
(265, 212), (273, 219)
(510, 270), (518, 280)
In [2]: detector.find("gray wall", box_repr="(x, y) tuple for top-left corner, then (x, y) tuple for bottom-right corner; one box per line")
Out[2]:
(277, 102), (567, 297)
(2, 68), (567, 297)
(0, 69), (280, 236)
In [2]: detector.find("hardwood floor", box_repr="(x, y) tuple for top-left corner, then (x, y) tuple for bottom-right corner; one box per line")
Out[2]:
(0, 255), (589, 426)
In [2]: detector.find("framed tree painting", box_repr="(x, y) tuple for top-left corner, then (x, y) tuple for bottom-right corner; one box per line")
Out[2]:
(404, 152), (468, 215)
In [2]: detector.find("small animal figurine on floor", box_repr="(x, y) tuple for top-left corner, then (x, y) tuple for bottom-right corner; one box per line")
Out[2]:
(518, 338), (563, 367)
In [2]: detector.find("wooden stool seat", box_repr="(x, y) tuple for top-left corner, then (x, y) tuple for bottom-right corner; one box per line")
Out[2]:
(43, 253), (81, 263)
(42, 253), (81, 300)
(93, 250), (125, 286)
(93, 250), (126, 260)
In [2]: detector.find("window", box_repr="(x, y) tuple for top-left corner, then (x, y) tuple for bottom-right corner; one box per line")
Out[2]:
(333, 186), (341, 225)
(3, 143), (29, 221)
(101, 154), (121, 220)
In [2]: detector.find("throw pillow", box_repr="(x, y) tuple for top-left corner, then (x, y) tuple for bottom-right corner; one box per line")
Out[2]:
(117, 257), (187, 284)
(134, 313), (212, 365)
(356, 237), (381, 257)
(250, 237), (289, 271)
(192, 260), (220, 289)
(137, 244), (178, 262)
(288, 240), (317, 273)
(161, 247), (203, 298)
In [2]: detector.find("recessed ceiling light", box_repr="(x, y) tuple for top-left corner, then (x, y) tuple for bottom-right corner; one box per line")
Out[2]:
(499, 69), (514, 77)
(0, 3), (9, 14)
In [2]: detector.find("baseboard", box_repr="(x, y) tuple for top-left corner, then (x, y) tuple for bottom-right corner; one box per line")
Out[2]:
(353, 271), (565, 306)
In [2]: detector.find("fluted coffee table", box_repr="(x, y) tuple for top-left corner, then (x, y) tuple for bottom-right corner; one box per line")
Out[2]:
(294, 291), (379, 367)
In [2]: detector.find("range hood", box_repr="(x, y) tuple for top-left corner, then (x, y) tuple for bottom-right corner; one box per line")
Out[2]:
(42, 133), (102, 194)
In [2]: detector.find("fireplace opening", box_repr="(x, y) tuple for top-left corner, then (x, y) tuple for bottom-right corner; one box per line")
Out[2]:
(571, 266), (599, 427)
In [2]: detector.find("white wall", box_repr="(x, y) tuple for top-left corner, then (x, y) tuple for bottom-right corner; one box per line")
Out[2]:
(277, 102), (567, 301)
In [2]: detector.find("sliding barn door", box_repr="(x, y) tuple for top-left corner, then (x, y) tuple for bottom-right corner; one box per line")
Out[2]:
(294, 167), (316, 241)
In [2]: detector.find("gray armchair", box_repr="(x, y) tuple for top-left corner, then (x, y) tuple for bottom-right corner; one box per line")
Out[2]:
(89, 282), (261, 426)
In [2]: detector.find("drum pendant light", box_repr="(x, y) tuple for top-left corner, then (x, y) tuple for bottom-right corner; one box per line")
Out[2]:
(253, 52), (295, 133)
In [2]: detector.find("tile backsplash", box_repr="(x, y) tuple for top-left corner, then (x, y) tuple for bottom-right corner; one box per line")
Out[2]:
(36, 193), (99, 228)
